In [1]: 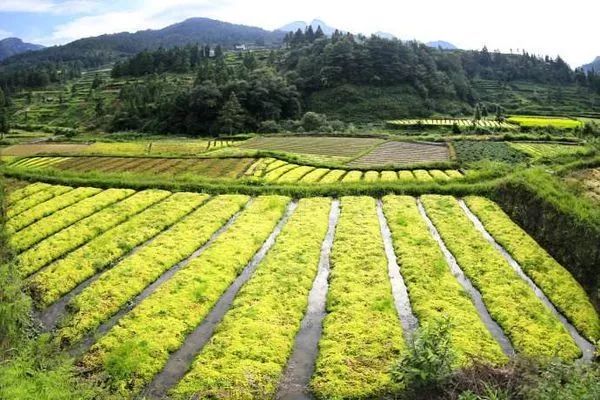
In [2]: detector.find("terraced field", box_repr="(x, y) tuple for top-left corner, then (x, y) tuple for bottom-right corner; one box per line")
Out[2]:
(8, 182), (598, 399)
(8, 156), (466, 184)
(387, 119), (514, 129)
(347, 141), (450, 166)
(565, 167), (600, 203)
(506, 116), (584, 129)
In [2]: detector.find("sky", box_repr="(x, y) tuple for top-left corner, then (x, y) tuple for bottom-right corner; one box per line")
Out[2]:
(0, 0), (598, 67)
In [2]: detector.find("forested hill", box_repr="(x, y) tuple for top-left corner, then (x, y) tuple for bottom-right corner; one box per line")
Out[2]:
(0, 18), (284, 68)
(0, 38), (44, 61)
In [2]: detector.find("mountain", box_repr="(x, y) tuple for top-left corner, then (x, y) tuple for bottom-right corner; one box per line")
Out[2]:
(0, 37), (44, 61)
(581, 56), (600, 73)
(278, 19), (338, 36)
(1, 18), (284, 67)
(426, 40), (458, 50)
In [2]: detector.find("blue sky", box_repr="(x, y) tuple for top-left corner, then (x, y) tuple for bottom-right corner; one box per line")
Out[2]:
(0, 0), (598, 67)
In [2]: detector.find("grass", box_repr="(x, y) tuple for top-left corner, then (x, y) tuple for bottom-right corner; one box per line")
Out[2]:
(421, 195), (580, 360)
(464, 196), (600, 342)
(311, 196), (405, 399)
(27, 192), (205, 308)
(506, 116), (583, 129)
(56, 194), (248, 346)
(10, 188), (133, 253)
(173, 198), (331, 399)
(382, 195), (508, 365)
(6, 187), (101, 235)
(17, 189), (168, 277)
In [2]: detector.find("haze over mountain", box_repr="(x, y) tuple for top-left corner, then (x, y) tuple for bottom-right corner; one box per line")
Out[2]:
(0, 38), (44, 61)
(426, 41), (458, 50)
(582, 56), (600, 73)
(278, 19), (338, 36)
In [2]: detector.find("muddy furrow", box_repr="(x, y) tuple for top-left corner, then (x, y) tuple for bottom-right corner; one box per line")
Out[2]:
(458, 200), (596, 361)
(377, 199), (419, 337)
(276, 199), (340, 400)
(416, 199), (515, 356)
(143, 200), (299, 399)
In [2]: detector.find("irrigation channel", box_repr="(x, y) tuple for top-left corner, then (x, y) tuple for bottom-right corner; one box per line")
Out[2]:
(377, 199), (419, 336)
(458, 200), (596, 361)
(416, 199), (516, 356)
(276, 200), (340, 400)
(143, 200), (298, 399)
(69, 200), (252, 357)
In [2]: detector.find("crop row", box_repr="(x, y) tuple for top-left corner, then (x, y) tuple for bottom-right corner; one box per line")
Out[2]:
(463, 196), (600, 342)
(28, 192), (207, 307)
(508, 142), (588, 159)
(421, 195), (580, 359)
(382, 196), (508, 365)
(6, 182), (51, 205)
(248, 158), (464, 184)
(173, 198), (331, 399)
(387, 119), (514, 128)
(6, 186), (102, 234)
(10, 188), (134, 253)
(17, 189), (169, 277)
(7, 184), (73, 218)
(56, 195), (249, 345)
(80, 196), (290, 396)
(311, 197), (405, 399)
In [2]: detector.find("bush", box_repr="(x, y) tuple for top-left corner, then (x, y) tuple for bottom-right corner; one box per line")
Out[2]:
(301, 112), (328, 132)
(258, 120), (281, 133)
(391, 317), (455, 392)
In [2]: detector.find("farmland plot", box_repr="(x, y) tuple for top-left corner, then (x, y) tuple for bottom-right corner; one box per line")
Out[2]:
(347, 141), (450, 167)
(8, 183), (596, 399)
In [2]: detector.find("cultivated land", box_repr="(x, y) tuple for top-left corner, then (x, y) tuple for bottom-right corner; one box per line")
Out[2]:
(347, 141), (450, 166)
(4, 182), (597, 399)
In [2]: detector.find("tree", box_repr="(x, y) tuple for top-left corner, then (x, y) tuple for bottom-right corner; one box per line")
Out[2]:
(0, 88), (9, 139)
(217, 92), (245, 134)
(473, 104), (482, 120)
(315, 25), (325, 39)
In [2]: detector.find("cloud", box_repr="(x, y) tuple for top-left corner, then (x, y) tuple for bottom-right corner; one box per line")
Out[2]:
(0, 0), (101, 15)
(0, 29), (14, 39)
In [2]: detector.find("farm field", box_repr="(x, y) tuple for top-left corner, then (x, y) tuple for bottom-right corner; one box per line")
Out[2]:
(239, 136), (385, 162)
(5, 182), (597, 399)
(387, 118), (514, 129)
(346, 141), (450, 167)
(506, 116), (584, 129)
(8, 156), (466, 184)
(508, 142), (590, 159)
(0, 143), (91, 157)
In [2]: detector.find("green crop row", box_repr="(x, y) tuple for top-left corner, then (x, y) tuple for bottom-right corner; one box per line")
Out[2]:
(10, 188), (134, 253)
(382, 196), (507, 365)
(6, 182), (51, 205)
(278, 165), (315, 182)
(56, 195), (248, 346)
(17, 189), (169, 277)
(6, 187), (101, 234)
(80, 196), (290, 397)
(28, 192), (206, 308)
(173, 198), (331, 399)
(421, 195), (580, 360)
(464, 196), (600, 342)
(311, 197), (405, 399)
(7, 185), (72, 218)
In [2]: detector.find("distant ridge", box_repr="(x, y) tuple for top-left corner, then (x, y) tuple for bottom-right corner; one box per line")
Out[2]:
(581, 56), (600, 72)
(426, 40), (458, 50)
(278, 19), (338, 36)
(0, 37), (44, 61)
